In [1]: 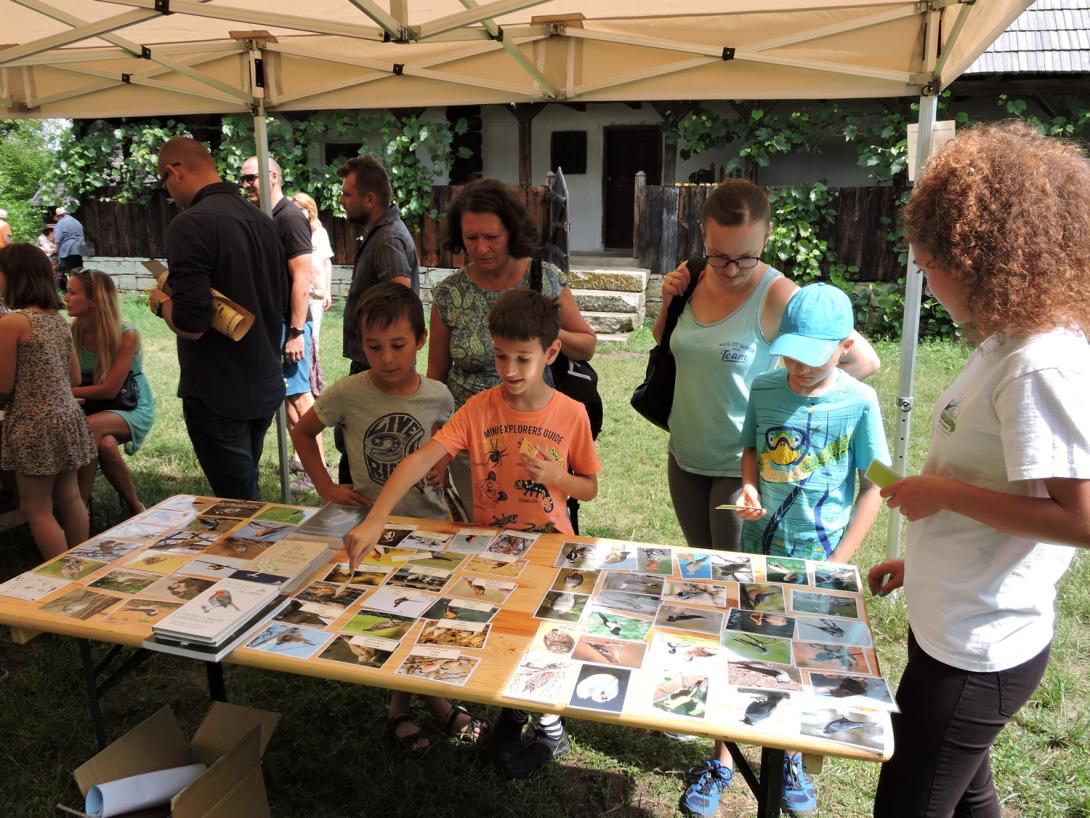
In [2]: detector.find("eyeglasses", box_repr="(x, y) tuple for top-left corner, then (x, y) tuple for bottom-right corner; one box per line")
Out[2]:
(157, 162), (180, 190)
(706, 253), (761, 270)
(240, 173), (259, 185)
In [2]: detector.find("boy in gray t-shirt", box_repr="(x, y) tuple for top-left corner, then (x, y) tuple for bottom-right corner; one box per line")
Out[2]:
(290, 282), (486, 750)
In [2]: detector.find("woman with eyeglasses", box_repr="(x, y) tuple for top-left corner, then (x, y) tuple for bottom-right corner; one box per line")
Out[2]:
(658, 180), (879, 817)
(66, 269), (155, 515)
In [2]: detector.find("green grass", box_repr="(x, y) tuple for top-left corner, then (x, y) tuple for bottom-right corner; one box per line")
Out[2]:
(0, 303), (1086, 817)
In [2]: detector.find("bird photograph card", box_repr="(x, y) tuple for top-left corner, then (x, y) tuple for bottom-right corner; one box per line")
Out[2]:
(487, 530), (539, 558)
(552, 568), (600, 595)
(155, 495), (216, 513)
(254, 505), (318, 526)
(147, 530), (219, 555)
(317, 634), (397, 669)
(447, 527), (499, 554)
(395, 646), (481, 687)
(376, 522), (418, 548)
(762, 557), (810, 585)
(650, 670), (711, 719)
(323, 563), (390, 587)
(739, 583), (787, 613)
(103, 597), (183, 625)
(676, 551), (714, 581)
(88, 568), (160, 595)
(592, 589), (661, 618)
(295, 504), (370, 539)
(601, 572), (662, 597)
(230, 520), (297, 543)
(416, 619), (492, 650)
(68, 538), (144, 563)
(246, 622), (330, 660)
(185, 515), (240, 535)
(503, 656), (579, 705)
(800, 706), (889, 755)
(422, 596), (499, 624)
(645, 630), (722, 674)
(568, 663), (631, 714)
(790, 589), (860, 619)
(399, 530), (453, 552)
(295, 581), (365, 610)
(584, 607), (653, 642)
(276, 599), (341, 628)
(35, 554), (106, 581)
(341, 609), (415, 641)
(804, 671), (899, 712)
(122, 551), (193, 575)
(408, 551), (465, 572)
(812, 564), (862, 593)
(39, 588), (120, 620)
(720, 630), (793, 665)
(794, 615), (873, 647)
(355, 546), (417, 570)
(385, 565), (452, 594)
(0, 572), (71, 602)
(203, 535), (271, 564)
(448, 575), (517, 605)
(709, 553), (756, 583)
(462, 553), (527, 578)
(364, 588), (436, 618)
(141, 574), (216, 602)
(529, 623), (580, 657)
(662, 581), (734, 610)
(725, 608), (797, 639)
(571, 634), (647, 669)
(726, 660), (804, 691)
(636, 547), (673, 575)
(653, 604), (724, 636)
(726, 687), (800, 733)
(793, 641), (873, 675)
(534, 590), (590, 623)
(132, 508), (196, 529)
(201, 500), (266, 519)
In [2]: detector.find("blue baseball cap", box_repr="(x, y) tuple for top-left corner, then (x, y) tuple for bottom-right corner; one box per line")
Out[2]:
(770, 283), (854, 367)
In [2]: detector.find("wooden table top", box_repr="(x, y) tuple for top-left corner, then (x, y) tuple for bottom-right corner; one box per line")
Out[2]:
(0, 496), (893, 762)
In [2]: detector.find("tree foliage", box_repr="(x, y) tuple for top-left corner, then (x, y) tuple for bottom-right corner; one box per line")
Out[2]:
(0, 120), (62, 241)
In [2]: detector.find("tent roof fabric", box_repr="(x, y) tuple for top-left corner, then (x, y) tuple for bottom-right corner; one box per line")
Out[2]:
(967, 0), (1090, 74)
(0, 0), (1031, 118)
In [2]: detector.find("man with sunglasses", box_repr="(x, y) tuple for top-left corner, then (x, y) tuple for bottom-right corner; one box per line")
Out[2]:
(150, 137), (285, 501)
(239, 156), (317, 489)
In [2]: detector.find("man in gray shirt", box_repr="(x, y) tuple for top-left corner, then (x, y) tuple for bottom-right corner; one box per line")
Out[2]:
(334, 156), (419, 481)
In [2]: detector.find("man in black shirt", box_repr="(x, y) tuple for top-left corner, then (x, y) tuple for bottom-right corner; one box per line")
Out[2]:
(150, 137), (285, 500)
(240, 155), (321, 481)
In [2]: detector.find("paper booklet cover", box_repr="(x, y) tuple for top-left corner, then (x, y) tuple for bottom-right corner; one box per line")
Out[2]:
(144, 260), (255, 342)
(154, 578), (280, 645)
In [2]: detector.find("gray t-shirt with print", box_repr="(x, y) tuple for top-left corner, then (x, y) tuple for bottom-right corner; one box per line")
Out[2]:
(314, 372), (454, 519)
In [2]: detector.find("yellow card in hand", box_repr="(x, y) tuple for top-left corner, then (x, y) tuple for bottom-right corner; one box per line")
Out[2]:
(865, 460), (903, 488)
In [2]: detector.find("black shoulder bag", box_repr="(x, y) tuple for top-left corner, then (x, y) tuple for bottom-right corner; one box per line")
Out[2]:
(80, 371), (138, 416)
(529, 257), (603, 440)
(629, 257), (704, 431)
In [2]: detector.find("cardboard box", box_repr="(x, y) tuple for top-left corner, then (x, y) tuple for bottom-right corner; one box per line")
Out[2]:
(73, 702), (280, 818)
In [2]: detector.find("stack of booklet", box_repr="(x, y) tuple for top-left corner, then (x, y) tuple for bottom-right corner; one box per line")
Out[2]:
(147, 539), (330, 661)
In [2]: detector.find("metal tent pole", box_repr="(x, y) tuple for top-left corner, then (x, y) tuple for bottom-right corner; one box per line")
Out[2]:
(885, 92), (937, 559)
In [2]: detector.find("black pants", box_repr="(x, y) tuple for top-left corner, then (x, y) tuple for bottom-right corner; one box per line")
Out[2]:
(873, 630), (1050, 818)
(335, 359), (369, 485)
(183, 396), (273, 501)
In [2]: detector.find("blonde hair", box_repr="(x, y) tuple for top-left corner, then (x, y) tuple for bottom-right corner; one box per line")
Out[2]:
(291, 192), (320, 232)
(71, 270), (123, 382)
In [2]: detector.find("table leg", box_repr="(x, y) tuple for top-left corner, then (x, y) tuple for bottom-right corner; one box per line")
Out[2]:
(206, 662), (227, 702)
(79, 640), (107, 751)
(78, 640), (156, 750)
(724, 742), (784, 818)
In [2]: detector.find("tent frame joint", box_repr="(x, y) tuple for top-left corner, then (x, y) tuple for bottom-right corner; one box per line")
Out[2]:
(153, 0), (171, 16)
(921, 80), (938, 95)
(722, 47), (735, 61)
(140, 46), (151, 60)
(489, 26), (504, 42)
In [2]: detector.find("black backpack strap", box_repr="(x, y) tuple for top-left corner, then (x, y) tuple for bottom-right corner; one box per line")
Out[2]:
(661, 256), (704, 343)
(530, 256), (543, 292)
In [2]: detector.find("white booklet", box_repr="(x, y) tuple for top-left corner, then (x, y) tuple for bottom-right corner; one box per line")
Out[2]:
(153, 578), (281, 645)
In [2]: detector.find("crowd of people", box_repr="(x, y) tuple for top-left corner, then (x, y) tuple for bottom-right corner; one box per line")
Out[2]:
(0, 121), (1087, 817)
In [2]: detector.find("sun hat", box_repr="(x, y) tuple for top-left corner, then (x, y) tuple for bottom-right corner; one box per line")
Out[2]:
(769, 283), (855, 367)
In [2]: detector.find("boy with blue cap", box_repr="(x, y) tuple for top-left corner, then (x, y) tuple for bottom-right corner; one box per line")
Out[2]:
(735, 282), (889, 563)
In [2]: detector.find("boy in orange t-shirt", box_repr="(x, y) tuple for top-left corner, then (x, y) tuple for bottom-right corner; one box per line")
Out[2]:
(345, 288), (601, 777)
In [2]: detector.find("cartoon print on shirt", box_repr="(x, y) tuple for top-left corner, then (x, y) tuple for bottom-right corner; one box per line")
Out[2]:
(486, 436), (508, 465)
(515, 478), (555, 513)
(938, 396), (961, 434)
(363, 412), (428, 494)
(476, 470), (508, 509)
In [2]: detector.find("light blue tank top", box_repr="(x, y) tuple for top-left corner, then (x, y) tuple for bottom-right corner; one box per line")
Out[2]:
(668, 266), (781, 477)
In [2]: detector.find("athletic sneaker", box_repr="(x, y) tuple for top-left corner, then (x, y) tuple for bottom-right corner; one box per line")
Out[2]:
(782, 752), (817, 816)
(532, 719), (572, 759)
(681, 759), (732, 817)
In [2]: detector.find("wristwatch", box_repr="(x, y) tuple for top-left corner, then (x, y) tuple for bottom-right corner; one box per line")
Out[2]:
(287, 326), (305, 338)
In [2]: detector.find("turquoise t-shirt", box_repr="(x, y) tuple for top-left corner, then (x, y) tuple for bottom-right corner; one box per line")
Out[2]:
(668, 267), (781, 477)
(739, 368), (890, 560)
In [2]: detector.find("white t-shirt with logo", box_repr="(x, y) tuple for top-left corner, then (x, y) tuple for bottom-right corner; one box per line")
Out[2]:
(904, 327), (1090, 672)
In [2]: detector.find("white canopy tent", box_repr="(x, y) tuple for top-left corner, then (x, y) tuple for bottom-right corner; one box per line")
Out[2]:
(1, 1), (1029, 528)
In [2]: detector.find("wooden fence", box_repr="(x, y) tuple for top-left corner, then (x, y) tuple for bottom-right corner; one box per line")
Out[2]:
(80, 183), (562, 269)
(634, 182), (906, 281)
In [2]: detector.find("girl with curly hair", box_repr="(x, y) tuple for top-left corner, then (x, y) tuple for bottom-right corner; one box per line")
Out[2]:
(869, 121), (1090, 817)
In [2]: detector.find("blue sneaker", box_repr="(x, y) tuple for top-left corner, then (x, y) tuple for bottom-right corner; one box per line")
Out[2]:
(681, 759), (732, 816)
(782, 752), (817, 816)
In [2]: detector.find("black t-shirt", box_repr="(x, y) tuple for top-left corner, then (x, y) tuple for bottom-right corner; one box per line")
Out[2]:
(166, 182), (287, 419)
(272, 197), (314, 325)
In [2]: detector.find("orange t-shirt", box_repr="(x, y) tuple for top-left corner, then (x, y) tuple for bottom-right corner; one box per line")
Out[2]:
(432, 386), (601, 532)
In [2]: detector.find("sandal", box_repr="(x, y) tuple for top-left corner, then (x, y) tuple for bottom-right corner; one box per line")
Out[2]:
(441, 704), (490, 745)
(386, 713), (432, 756)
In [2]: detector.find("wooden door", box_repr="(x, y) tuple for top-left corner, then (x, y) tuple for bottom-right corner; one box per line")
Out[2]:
(603, 126), (662, 250)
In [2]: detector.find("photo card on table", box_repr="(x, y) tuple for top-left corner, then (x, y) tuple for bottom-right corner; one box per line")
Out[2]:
(295, 504), (370, 539)
(739, 583), (787, 613)
(584, 608), (653, 642)
(504, 656), (579, 705)
(88, 568), (160, 595)
(725, 608), (797, 639)
(254, 505), (318, 526)
(318, 634), (397, 669)
(342, 609), (415, 641)
(323, 563), (389, 587)
(601, 572), (662, 597)
(276, 599), (341, 628)
(230, 520), (297, 543)
(35, 554), (106, 581)
(295, 581), (365, 610)
(568, 663), (631, 713)
(447, 527), (499, 554)
(408, 551), (465, 572)
(448, 575), (517, 605)
(793, 641), (873, 675)
(805, 671), (898, 712)
(185, 516), (239, 535)
(572, 635), (647, 669)
(800, 706), (888, 755)
(463, 553), (527, 578)
(141, 574), (216, 603)
(399, 530), (452, 552)
(103, 597), (183, 625)
(417, 619), (492, 650)
(529, 623), (580, 657)
(395, 646), (481, 687)
(0, 572), (71, 602)
(147, 531), (219, 555)
(790, 589), (860, 619)
(709, 553), (756, 583)
(534, 591), (589, 623)
(132, 508), (196, 529)
(365, 588), (436, 618)
(356, 547), (416, 570)
(122, 552), (193, 575)
(552, 568), (599, 595)
(812, 564), (861, 593)
(488, 530), (539, 558)
(40, 588), (119, 620)
(727, 660), (804, 691)
(593, 589), (661, 618)
(385, 565), (452, 594)
(155, 495), (216, 513)
(729, 687), (799, 732)
(720, 630), (794, 665)
(68, 538), (144, 563)
(651, 670), (711, 719)
(636, 547), (674, 575)
(246, 622), (330, 660)
(662, 581), (733, 610)
(653, 605), (724, 636)
(422, 596), (499, 624)
(646, 630), (722, 673)
(676, 552), (714, 581)
(794, 615), (873, 647)
(763, 557), (809, 585)
(204, 536), (271, 564)
(201, 500), (266, 519)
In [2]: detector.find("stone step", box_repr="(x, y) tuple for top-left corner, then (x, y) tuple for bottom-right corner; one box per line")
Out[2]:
(567, 268), (648, 293)
(570, 253), (641, 269)
(572, 288), (644, 314)
(582, 310), (644, 334)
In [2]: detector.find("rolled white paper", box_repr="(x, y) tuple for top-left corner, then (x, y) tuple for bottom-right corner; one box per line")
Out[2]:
(85, 763), (206, 818)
